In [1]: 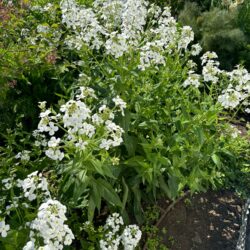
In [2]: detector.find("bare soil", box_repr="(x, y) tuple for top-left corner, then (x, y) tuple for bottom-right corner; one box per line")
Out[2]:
(158, 190), (244, 250)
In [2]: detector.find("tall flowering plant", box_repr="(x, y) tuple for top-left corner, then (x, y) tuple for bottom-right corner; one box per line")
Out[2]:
(0, 0), (249, 248)
(18, 0), (249, 219)
(34, 86), (126, 220)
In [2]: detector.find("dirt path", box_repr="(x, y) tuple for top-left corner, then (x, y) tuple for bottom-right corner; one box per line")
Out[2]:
(158, 190), (244, 250)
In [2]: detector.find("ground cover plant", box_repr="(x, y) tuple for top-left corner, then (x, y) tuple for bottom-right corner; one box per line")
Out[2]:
(0, 0), (249, 249)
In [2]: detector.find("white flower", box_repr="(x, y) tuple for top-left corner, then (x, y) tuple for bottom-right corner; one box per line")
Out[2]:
(100, 213), (141, 250)
(100, 139), (113, 150)
(26, 199), (74, 250)
(60, 0), (105, 50)
(48, 137), (61, 148)
(23, 240), (35, 250)
(45, 148), (64, 161)
(218, 89), (242, 109)
(37, 25), (50, 34)
(40, 110), (51, 118)
(121, 0), (148, 45)
(230, 125), (242, 139)
(178, 26), (194, 50)
(2, 178), (12, 190)
(76, 86), (96, 100)
(79, 122), (95, 138)
(201, 51), (218, 65)
(202, 61), (220, 83)
(139, 47), (166, 70)
(183, 72), (200, 88)
(60, 100), (91, 132)
(48, 122), (59, 136)
(19, 171), (51, 202)
(121, 225), (142, 250)
(191, 43), (202, 56)
(112, 96), (126, 116)
(99, 104), (108, 113)
(15, 150), (31, 161)
(75, 139), (88, 150)
(105, 32), (128, 58)
(44, 3), (53, 11)
(92, 113), (103, 125)
(0, 220), (10, 238)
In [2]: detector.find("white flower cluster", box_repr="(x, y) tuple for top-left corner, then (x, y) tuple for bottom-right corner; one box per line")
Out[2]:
(182, 51), (250, 112)
(60, 0), (196, 70)
(112, 95), (127, 116)
(121, 225), (142, 250)
(31, 3), (54, 12)
(17, 171), (50, 201)
(100, 213), (141, 250)
(0, 172), (74, 246)
(138, 7), (194, 70)
(23, 199), (74, 250)
(15, 150), (31, 162)
(201, 51), (221, 84)
(61, 0), (105, 50)
(0, 220), (10, 238)
(2, 177), (14, 190)
(59, 0), (249, 111)
(93, 0), (124, 30)
(121, 0), (148, 45)
(35, 86), (125, 161)
(229, 124), (242, 139)
(191, 43), (202, 56)
(183, 71), (200, 88)
(218, 65), (250, 110)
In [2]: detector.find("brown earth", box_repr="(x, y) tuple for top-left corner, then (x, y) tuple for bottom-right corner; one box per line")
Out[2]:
(157, 190), (244, 250)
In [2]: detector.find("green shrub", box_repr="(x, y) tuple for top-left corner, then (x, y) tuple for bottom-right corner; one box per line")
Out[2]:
(0, 0), (249, 249)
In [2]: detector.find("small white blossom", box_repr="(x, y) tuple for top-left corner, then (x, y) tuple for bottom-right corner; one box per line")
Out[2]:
(112, 96), (126, 116)
(37, 25), (50, 34)
(25, 199), (74, 250)
(121, 225), (142, 250)
(100, 213), (141, 250)
(191, 43), (202, 56)
(201, 51), (218, 65)
(105, 32), (128, 58)
(45, 148), (64, 161)
(183, 72), (200, 88)
(23, 240), (35, 250)
(48, 137), (61, 148)
(18, 171), (51, 202)
(218, 89), (242, 109)
(15, 150), (31, 161)
(178, 26), (194, 50)
(92, 113), (103, 125)
(2, 178), (12, 190)
(0, 220), (10, 238)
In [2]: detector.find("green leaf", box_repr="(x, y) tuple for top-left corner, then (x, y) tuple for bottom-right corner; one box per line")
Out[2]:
(88, 195), (96, 221)
(121, 177), (129, 212)
(132, 186), (143, 224)
(211, 153), (221, 168)
(125, 156), (146, 167)
(91, 182), (102, 212)
(168, 175), (179, 200)
(159, 175), (171, 198)
(124, 134), (137, 157)
(96, 178), (122, 207)
(195, 127), (205, 146)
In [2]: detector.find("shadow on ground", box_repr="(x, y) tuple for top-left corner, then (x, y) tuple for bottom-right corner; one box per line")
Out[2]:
(158, 190), (244, 250)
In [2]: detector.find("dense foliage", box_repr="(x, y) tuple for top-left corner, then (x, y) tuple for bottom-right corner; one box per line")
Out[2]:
(0, 0), (249, 249)
(177, 0), (250, 71)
